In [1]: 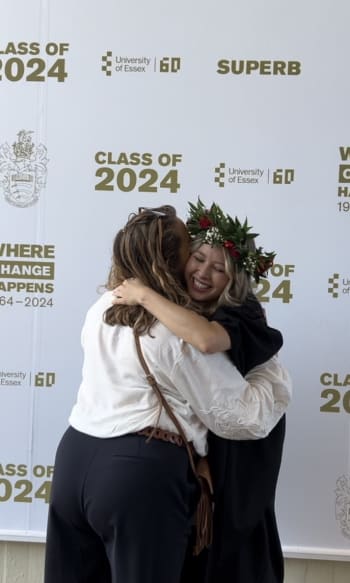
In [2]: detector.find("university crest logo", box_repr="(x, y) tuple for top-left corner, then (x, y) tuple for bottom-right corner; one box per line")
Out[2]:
(335, 475), (350, 539)
(0, 130), (48, 207)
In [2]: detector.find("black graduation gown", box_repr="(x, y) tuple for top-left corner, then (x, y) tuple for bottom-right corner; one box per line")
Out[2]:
(181, 295), (286, 583)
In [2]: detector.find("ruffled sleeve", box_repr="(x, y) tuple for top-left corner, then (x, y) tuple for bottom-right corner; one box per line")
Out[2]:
(169, 343), (292, 440)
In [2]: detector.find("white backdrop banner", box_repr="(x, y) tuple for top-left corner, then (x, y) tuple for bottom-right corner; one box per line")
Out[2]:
(0, 0), (349, 560)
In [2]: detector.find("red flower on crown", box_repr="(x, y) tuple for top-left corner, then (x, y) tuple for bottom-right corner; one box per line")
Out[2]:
(257, 257), (274, 274)
(224, 240), (240, 259)
(199, 216), (213, 229)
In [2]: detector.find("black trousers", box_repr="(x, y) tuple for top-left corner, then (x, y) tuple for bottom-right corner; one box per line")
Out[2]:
(44, 427), (197, 583)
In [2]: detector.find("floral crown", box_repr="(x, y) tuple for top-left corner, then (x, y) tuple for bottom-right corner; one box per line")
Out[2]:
(187, 198), (276, 283)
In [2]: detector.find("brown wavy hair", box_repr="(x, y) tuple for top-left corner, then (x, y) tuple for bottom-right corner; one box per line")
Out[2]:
(104, 206), (194, 335)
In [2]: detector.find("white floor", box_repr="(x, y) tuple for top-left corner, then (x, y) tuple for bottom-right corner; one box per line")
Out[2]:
(1, 542), (350, 583)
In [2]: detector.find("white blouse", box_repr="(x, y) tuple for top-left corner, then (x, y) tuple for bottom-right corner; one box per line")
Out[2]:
(69, 292), (292, 456)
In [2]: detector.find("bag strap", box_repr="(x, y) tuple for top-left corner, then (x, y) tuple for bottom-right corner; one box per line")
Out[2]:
(134, 332), (213, 554)
(134, 332), (198, 477)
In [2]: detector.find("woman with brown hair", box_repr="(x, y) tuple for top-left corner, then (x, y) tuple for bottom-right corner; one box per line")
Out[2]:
(44, 205), (291, 583)
(113, 199), (288, 583)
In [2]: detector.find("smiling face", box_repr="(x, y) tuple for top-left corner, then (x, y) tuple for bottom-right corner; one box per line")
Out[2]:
(184, 243), (230, 302)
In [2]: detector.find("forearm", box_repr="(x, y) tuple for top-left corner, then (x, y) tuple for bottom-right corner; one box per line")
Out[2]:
(140, 288), (230, 353)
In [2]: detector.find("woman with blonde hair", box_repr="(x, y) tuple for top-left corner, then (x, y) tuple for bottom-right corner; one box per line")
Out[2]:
(44, 205), (291, 583)
(114, 199), (288, 583)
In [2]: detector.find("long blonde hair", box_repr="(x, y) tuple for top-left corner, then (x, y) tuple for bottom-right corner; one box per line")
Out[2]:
(189, 237), (256, 314)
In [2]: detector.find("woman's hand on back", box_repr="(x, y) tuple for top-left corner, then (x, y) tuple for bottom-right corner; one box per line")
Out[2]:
(113, 278), (146, 305)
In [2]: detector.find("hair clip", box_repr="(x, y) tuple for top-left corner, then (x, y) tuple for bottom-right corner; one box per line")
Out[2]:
(138, 207), (167, 217)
